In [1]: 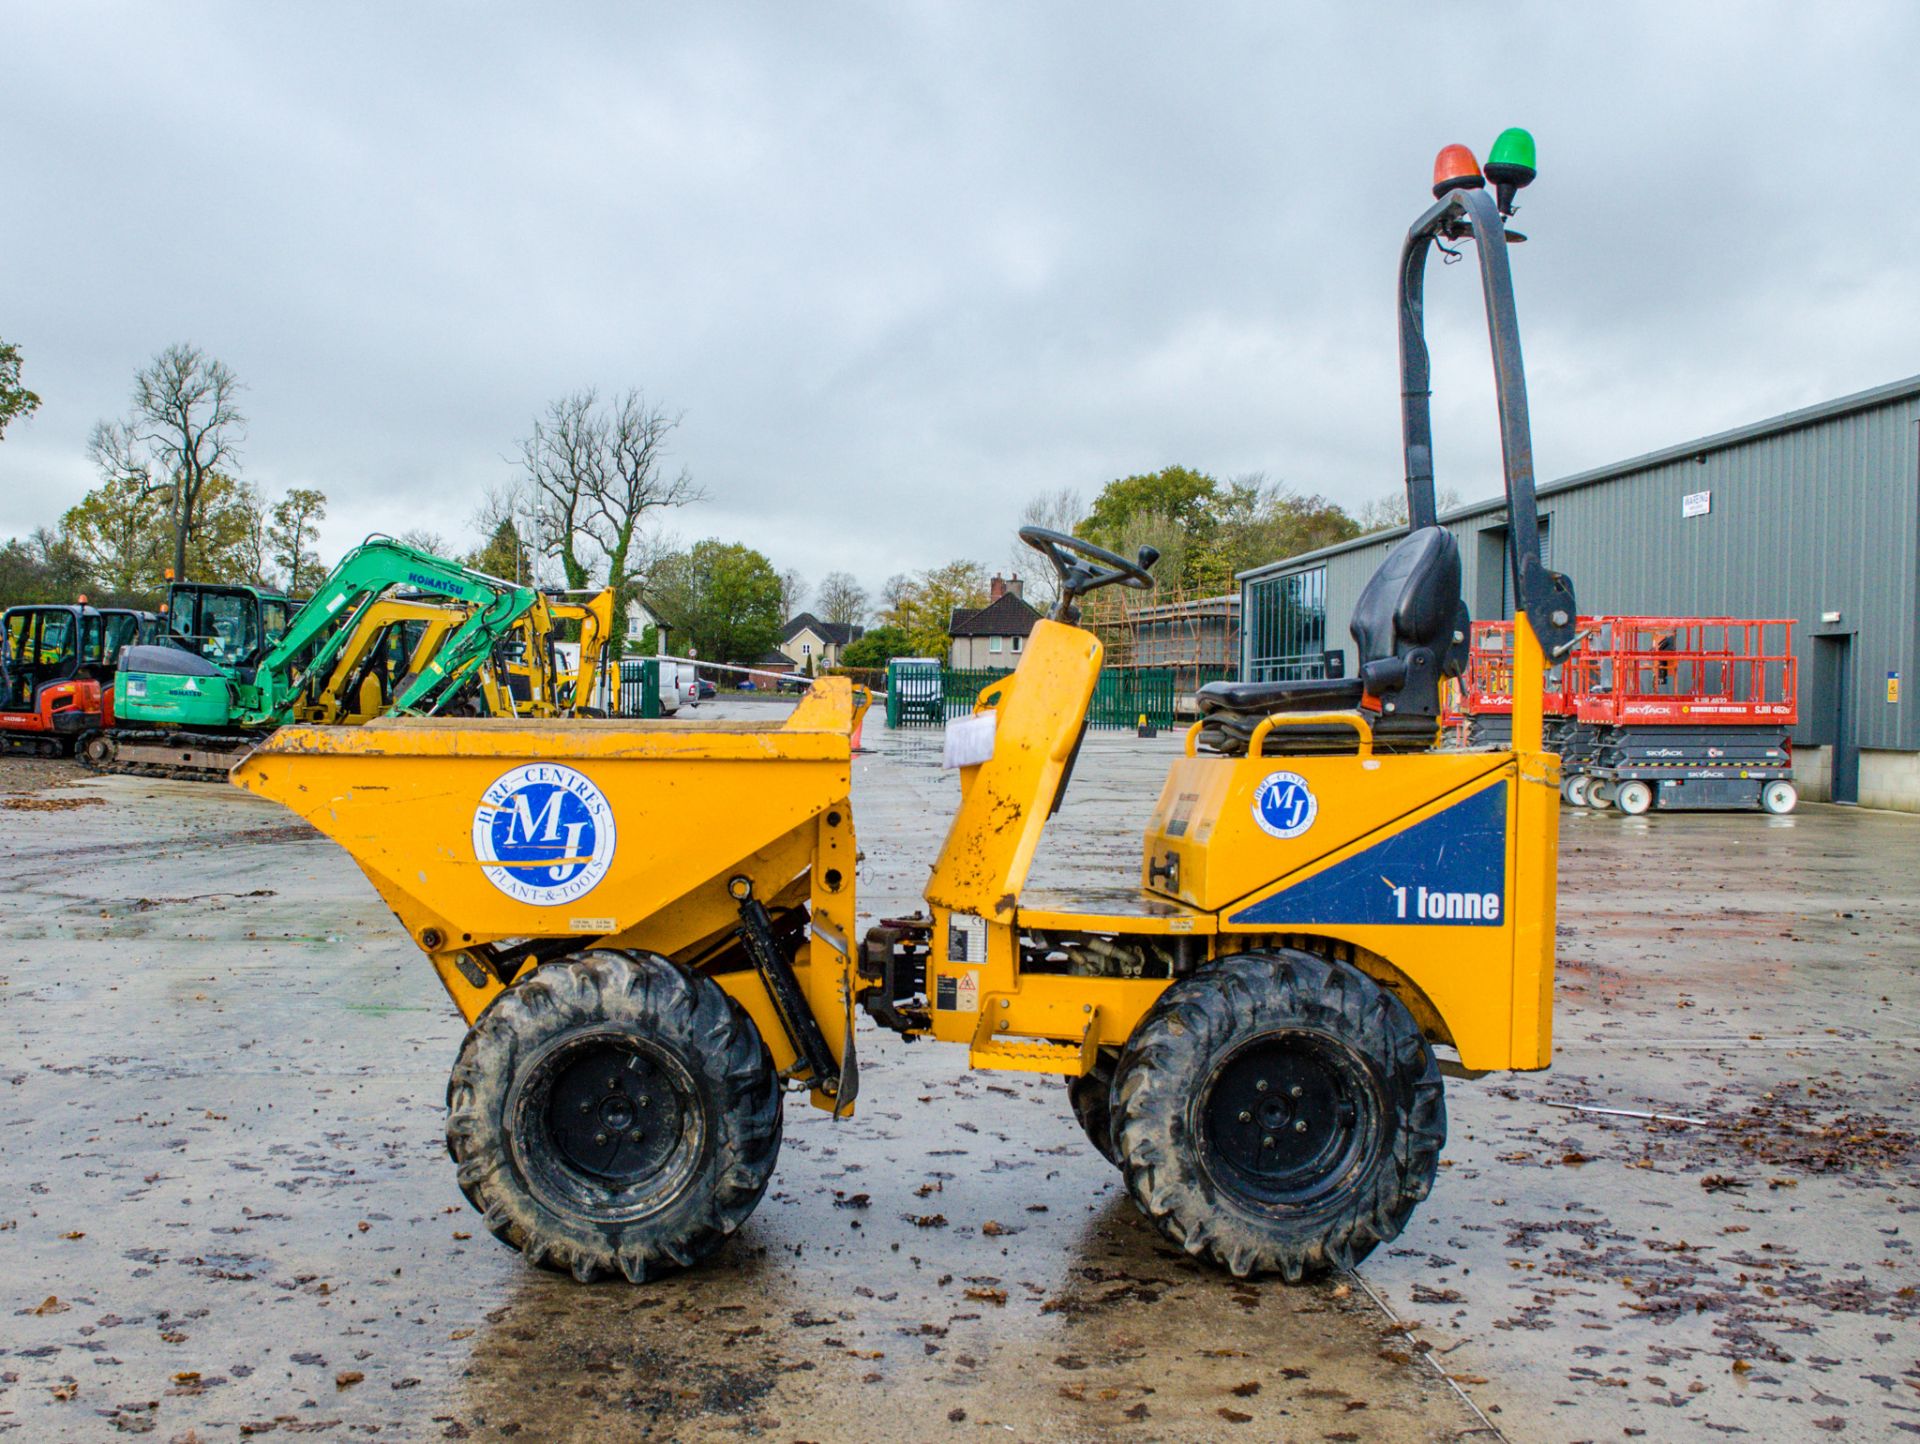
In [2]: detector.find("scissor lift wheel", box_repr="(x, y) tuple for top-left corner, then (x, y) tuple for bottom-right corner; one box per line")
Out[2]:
(1561, 773), (1591, 807)
(1614, 780), (1654, 815)
(446, 950), (782, 1283)
(1110, 950), (1444, 1281)
(1761, 780), (1798, 815)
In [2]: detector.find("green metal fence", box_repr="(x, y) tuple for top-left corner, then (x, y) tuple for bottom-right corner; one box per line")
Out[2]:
(886, 664), (1179, 730)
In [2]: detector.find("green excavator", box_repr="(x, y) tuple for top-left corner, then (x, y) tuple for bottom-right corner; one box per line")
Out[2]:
(82, 538), (539, 780)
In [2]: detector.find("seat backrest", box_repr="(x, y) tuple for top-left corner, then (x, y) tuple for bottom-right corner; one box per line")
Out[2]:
(1348, 526), (1469, 717)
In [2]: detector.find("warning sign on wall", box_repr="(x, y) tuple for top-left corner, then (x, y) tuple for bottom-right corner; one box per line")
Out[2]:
(1889, 671), (1901, 704)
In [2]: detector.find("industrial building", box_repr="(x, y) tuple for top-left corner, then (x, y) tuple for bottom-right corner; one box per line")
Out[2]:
(1238, 375), (1920, 811)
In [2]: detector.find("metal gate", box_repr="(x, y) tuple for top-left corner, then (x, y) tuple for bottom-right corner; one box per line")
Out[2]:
(886, 664), (1177, 730)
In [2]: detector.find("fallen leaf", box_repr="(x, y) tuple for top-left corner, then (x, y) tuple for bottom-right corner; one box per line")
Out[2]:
(335, 1371), (364, 1389)
(31, 1295), (70, 1315)
(1218, 1407), (1253, 1424)
(964, 1287), (1007, 1305)
(1231, 1381), (1261, 1397)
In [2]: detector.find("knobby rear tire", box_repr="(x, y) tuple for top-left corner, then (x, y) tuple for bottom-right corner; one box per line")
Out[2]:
(445, 949), (782, 1283)
(1067, 1047), (1121, 1167)
(1110, 949), (1444, 1281)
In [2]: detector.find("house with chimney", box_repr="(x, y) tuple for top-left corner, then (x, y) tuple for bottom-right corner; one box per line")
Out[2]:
(948, 574), (1041, 669)
(778, 612), (865, 673)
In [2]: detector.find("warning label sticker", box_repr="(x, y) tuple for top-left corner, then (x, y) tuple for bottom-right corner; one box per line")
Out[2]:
(936, 969), (981, 1013)
(947, 913), (987, 963)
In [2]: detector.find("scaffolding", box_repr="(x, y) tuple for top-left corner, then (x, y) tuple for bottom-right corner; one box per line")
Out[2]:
(1083, 586), (1241, 705)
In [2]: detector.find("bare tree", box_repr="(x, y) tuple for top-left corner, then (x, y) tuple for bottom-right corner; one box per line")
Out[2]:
(89, 345), (245, 582)
(1355, 486), (1463, 534)
(778, 568), (807, 622)
(520, 388), (702, 652)
(1011, 485), (1082, 610)
(396, 527), (450, 558)
(879, 573), (915, 628)
(236, 482), (276, 589)
(814, 570), (868, 628)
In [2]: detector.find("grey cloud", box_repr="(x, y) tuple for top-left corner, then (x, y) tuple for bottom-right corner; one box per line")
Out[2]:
(4, 2), (1917, 594)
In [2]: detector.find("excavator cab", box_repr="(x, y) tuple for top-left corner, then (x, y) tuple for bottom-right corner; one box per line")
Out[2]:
(1, 604), (109, 755)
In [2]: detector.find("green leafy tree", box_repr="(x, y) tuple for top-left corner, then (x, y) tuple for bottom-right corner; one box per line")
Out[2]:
(879, 560), (988, 659)
(60, 475), (172, 600)
(88, 344), (246, 583)
(270, 487), (329, 593)
(841, 624), (912, 668)
(0, 530), (87, 608)
(1079, 465), (1364, 594)
(0, 339), (43, 440)
(1079, 466), (1220, 543)
(467, 517), (526, 580)
(187, 473), (259, 583)
(646, 539), (783, 667)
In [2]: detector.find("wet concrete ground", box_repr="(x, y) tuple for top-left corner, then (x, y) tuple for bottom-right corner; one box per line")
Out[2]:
(0, 706), (1915, 1441)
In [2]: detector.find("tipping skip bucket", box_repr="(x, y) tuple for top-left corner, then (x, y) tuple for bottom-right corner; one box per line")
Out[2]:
(231, 681), (865, 1031)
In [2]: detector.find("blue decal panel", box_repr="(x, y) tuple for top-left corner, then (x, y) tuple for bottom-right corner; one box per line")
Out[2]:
(1230, 782), (1508, 928)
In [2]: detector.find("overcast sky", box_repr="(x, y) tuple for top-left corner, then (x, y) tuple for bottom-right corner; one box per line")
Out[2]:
(5, 3), (1917, 600)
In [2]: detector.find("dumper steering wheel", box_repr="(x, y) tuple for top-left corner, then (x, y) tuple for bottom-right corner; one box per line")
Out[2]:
(1019, 526), (1158, 621)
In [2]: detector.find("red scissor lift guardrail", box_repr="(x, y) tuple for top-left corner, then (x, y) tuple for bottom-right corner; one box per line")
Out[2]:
(1449, 619), (1594, 746)
(1571, 618), (1797, 726)
(1452, 617), (1799, 815)
(1570, 617), (1797, 814)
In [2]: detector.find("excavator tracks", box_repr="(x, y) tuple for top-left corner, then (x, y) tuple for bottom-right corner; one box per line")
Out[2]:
(77, 729), (256, 783)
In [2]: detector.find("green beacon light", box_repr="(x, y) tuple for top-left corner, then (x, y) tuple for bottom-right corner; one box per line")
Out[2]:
(1484, 127), (1536, 219)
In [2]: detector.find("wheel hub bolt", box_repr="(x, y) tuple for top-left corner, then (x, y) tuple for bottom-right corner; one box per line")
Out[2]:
(1293, 1119), (1308, 1133)
(593, 1132), (608, 1146)
(1238, 1110), (1252, 1124)
(1289, 1085), (1304, 1099)
(1261, 1135), (1275, 1149)
(1255, 1079), (1269, 1093)
(629, 1130), (644, 1143)
(637, 1096), (649, 1109)
(579, 1100), (592, 1113)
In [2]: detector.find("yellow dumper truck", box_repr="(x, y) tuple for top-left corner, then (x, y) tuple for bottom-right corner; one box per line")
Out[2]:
(236, 133), (1574, 1283)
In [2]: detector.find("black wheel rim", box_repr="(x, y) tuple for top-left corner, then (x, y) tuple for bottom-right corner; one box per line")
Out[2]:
(509, 1026), (706, 1225)
(1198, 1031), (1383, 1209)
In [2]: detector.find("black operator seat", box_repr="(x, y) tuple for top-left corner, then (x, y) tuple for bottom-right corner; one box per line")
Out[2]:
(1197, 525), (1471, 756)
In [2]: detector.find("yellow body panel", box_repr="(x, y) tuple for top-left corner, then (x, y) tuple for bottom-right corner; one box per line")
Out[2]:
(917, 617), (1562, 1076)
(1143, 746), (1511, 912)
(232, 680), (867, 1109)
(925, 620), (1101, 922)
